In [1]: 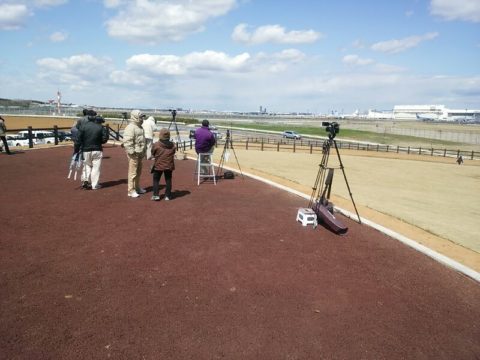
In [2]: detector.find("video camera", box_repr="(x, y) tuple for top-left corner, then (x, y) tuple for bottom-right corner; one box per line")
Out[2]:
(169, 109), (177, 118)
(322, 121), (340, 139)
(86, 110), (104, 123)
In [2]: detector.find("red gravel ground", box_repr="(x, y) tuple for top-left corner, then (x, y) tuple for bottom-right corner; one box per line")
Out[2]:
(1, 145), (479, 360)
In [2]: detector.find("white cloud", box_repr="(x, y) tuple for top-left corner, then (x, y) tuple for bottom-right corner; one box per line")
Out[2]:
(105, 0), (237, 44)
(232, 23), (322, 45)
(405, 10), (414, 17)
(0, 3), (30, 30)
(36, 54), (113, 88)
(103, 0), (125, 9)
(124, 51), (252, 76)
(430, 0), (480, 22)
(0, 0), (67, 30)
(27, 50), (477, 112)
(342, 54), (374, 66)
(49, 31), (68, 42)
(371, 32), (438, 54)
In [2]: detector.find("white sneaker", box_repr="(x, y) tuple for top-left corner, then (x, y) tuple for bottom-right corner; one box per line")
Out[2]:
(136, 188), (147, 194)
(128, 191), (139, 198)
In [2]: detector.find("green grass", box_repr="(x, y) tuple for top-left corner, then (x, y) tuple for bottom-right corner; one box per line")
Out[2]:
(215, 122), (465, 148)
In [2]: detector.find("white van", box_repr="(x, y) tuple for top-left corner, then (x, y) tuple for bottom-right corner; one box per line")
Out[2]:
(17, 130), (56, 144)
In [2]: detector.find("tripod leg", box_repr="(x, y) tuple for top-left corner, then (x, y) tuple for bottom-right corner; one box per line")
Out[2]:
(228, 141), (244, 178)
(216, 140), (228, 177)
(333, 140), (361, 223)
(308, 140), (330, 208)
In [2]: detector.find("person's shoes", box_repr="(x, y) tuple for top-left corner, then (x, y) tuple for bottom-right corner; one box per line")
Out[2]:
(151, 195), (160, 201)
(92, 184), (102, 190)
(82, 181), (92, 190)
(136, 188), (147, 194)
(128, 191), (140, 198)
(164, 196), (170, 201)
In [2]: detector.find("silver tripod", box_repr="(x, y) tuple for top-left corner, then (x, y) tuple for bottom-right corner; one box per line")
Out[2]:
(216, 129), (244, 179)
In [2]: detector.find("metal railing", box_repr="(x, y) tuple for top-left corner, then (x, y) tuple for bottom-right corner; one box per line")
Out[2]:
(235, 137), (480, 160)
(5, 124), (479, 161)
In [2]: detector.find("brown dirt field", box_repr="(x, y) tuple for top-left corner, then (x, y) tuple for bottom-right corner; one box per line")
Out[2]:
(1, 146), (479, 359)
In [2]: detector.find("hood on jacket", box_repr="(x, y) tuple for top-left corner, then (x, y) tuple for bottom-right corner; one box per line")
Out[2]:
(130, 110), (146, 124)
(159, 128), (170, 140)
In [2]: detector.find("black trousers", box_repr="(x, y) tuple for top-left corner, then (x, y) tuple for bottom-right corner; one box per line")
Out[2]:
(1, 136), (11, 154)
(152, 169), (172, 197)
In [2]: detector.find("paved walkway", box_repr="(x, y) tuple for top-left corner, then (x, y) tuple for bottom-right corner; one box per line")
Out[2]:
(0, 146), (479, 359)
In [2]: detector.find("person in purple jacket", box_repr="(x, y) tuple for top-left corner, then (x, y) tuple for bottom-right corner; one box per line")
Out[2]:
(194, 119), (216, 174)
(194, 119), (216, 154)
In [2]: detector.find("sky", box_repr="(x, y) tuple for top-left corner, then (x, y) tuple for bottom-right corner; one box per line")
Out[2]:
(0, 0), (479, 113)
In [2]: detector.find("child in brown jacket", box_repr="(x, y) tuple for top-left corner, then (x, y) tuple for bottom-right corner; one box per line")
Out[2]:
(151, 128), (176, 201)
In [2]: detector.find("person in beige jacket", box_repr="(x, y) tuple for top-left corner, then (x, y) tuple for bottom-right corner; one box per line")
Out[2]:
(142, 116), (156, 160)
(123, 110), (146, 198)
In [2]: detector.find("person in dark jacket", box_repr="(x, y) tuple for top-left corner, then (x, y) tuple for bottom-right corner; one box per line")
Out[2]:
(151, 128), (176, 201)
(0, 116), (12, 155)
(77, 114), (109, 190)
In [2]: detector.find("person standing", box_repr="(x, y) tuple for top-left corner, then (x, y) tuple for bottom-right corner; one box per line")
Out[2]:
(151, 128), (176, 201)
(123, 110), (146, 198)
(0, 116), (12, 155)
(77, 115), (109, 190)
(142, 115), (156, 160)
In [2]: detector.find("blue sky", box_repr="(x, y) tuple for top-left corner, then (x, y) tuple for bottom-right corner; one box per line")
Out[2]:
(0, 0), (479, 113)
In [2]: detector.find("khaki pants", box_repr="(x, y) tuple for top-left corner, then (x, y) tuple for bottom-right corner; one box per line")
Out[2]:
(127, 153), (143, 193)
(82, 151), (103, 188)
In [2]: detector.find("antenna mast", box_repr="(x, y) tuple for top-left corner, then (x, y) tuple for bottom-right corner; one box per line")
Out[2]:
(56, 90), (62, 115)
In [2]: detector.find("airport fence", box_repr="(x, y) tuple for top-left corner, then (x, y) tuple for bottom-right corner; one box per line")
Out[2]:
(3, 124), (478, 161)
(236, 137), (480, 161)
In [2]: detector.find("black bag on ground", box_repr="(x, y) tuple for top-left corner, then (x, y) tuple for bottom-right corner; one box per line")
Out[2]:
(223, 171), (234, 179)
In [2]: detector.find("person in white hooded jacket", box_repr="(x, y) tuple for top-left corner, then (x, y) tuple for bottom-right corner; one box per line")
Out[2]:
(142, 115), (156, 160)
(123, 110), (147, 198)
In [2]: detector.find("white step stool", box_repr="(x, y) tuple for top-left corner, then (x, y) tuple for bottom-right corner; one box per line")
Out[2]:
(296, 208), (318, 227)
(195, 152), (216, 185)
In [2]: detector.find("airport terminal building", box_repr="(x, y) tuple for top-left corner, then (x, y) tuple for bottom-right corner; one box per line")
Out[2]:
(392, 105), (480, 121)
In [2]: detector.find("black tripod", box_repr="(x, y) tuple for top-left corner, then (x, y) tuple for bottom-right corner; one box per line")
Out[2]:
(308, 135), (361, 224)
(216, 129), (244, 179)
(168, 109), (186, 157)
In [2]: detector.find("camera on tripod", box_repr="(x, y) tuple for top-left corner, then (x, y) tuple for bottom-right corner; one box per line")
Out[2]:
(169, 109), (177, 118)
(86, 110), (104, 123)
(322, 121), (340, 139)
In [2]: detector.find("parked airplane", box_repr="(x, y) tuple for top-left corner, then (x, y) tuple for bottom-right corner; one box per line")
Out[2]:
(415, 113), (440, 121)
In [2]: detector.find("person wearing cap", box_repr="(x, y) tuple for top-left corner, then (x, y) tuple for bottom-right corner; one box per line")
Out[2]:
(142, 115), (156, 160)
(123, 110), (147, 198)
(151, 128), (176, 201)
